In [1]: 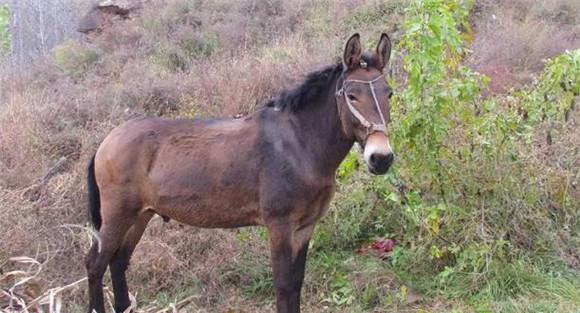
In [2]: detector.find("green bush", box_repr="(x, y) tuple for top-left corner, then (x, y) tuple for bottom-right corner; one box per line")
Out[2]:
(52, 40), (100, 74)
(315, 0), (579, 308)
(178, 30), (219, 58)
(390, 0), (578, 278)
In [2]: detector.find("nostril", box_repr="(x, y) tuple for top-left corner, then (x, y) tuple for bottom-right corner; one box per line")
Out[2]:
(369, 153), (394, 168)
(367, 151), (394, 174)
(370, 153), (393, 163)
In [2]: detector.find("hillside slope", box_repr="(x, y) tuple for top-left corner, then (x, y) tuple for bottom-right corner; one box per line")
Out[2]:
(1, 1), (578, 312)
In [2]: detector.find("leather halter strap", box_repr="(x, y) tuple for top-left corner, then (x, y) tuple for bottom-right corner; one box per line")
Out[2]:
(335, 74), (388, 137)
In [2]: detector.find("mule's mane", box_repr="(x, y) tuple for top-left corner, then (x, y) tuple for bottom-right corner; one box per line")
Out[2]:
(265, 63), (343, 112)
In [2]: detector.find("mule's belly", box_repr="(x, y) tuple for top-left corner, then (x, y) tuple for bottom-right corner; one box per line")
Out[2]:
(147, 157), (262, 228)
(153, 191), (262, 228)
(148, 163), (262, 227)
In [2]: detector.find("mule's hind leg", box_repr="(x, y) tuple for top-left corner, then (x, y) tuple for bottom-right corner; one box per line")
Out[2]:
(86, 223), (133, 313)
(86, 200), (140, 313)
(109, 211), (154, 313)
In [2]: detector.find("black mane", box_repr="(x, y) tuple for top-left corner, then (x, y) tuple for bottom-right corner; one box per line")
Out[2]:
(265, 63), (343, 112)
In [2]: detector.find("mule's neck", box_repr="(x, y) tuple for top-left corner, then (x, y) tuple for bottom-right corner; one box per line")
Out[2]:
(291, 76), (355, 177)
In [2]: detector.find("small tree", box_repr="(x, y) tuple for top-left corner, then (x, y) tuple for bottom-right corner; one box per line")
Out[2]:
(0, 4), (9, 56)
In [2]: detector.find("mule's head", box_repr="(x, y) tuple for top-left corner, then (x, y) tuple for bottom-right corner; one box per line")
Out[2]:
(338, 33), (394, 175)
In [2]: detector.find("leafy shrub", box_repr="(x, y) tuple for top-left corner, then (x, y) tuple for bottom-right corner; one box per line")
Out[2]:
(315, 0), (579, 306)
(388, 0), (579, 287)
(52, 40), (100, 74)
(525, 50), (579, 125)
(177, 29), (219, 58)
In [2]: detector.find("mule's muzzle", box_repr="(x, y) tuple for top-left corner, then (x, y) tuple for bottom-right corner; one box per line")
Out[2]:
(363, 133), (393, 175)
(368, 152), (394, 175)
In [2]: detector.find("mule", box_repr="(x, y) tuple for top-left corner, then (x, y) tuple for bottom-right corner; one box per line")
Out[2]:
(86, 33), (394, 313)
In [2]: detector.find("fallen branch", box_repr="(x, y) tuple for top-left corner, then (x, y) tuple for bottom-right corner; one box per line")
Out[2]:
(21, 156), (68, 201)
(25, 277), (87, 310)
(41, 156), (67, 185)
(148, 294), (199, 313)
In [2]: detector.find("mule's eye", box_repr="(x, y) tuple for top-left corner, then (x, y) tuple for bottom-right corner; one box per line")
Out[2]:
(347, 94), (358, 101)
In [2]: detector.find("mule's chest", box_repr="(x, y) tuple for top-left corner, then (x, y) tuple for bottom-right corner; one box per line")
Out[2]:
(297, 184), (336, 225)
(260, 180), (336, 227)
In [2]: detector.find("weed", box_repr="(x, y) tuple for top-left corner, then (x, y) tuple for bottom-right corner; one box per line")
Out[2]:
(52, 40), (100, 75)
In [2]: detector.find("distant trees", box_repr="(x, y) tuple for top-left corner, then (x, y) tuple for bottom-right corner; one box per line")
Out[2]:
(0, 3), (9, 56)
(7, 0), (81, 64)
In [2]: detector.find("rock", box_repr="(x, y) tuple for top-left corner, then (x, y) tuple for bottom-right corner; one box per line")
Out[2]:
(77, 0), (143, 35)
(97, 0), (142, 12)
(77, 9), (103, 34)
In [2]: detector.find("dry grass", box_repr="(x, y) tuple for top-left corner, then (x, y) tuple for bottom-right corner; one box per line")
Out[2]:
(470, 0), (580, 92)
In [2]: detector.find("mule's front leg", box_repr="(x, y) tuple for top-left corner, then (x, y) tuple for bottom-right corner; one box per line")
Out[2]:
(268, 222), (314, 313)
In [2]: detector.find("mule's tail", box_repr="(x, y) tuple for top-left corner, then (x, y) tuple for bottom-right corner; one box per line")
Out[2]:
(87, 154), (102, 230)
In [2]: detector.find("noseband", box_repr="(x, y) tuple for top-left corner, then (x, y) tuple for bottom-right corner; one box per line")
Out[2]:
(335, 74), (388, 138)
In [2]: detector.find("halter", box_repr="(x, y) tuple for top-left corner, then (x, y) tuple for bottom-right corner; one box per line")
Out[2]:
(335, 74), (388, 137)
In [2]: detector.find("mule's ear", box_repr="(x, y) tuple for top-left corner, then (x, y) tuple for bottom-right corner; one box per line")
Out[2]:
(376, 33), (392, 70)
(343, 33), (362, 70)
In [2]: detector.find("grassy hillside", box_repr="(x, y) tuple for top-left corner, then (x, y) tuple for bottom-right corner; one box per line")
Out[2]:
(0, 0), (578, 312)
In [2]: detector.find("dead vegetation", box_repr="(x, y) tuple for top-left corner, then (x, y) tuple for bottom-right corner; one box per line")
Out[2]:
(470, 0), (580, 93)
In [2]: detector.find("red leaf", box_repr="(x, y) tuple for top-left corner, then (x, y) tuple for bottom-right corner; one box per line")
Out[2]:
(384, 239), (395, 252)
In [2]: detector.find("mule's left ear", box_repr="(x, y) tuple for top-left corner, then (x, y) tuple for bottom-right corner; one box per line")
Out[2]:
(343, 33), (363, 70)
(376, 33), (392, 70)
